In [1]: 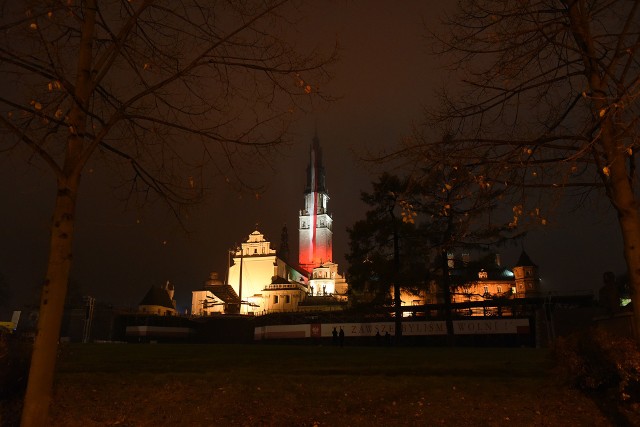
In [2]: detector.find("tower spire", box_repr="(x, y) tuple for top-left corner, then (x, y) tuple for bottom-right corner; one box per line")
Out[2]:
(279, 224), (290, 262)
(299, 133), (333, 271)
(306, 133), (326, 193)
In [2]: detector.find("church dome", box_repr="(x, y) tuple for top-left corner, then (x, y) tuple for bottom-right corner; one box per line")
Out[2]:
(204, 272), (224, 289)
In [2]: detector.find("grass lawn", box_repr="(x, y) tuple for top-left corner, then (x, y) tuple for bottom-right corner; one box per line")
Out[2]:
(37, 344), (628, 426)
(32, 343), (631, 426)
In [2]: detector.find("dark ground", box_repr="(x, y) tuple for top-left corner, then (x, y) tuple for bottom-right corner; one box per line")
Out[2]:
(2, 342), (639, 426)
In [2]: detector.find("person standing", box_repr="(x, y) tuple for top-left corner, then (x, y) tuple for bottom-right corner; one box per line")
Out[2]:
(339, 327), (345, 347)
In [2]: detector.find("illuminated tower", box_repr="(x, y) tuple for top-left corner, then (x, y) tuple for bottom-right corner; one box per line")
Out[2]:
(513, 250), (540, 297)
(299, 135), (333, 272)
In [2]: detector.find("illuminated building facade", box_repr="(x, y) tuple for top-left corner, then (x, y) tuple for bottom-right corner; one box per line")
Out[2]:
(386, 251), (540, 317)
(191, 231), (308, 316)
(451, 263), (516, 316)
(308, 261), (348, 299)
(448, 251), (540, 315)
(190, 134), (349, 316)
(191, 272), (228, 316)
(299, 135), (333, 272)
(298, 135), (349, 303)
(226, 230), (308, 315)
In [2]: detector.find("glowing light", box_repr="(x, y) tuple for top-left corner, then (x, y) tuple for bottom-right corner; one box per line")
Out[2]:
(299, 138), (332, 270)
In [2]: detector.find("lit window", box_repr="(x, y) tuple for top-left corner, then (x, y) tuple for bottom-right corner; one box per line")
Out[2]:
(483, 286), (489, 294)
(511, 286), (516, 294)
(478, 270), (488, 279)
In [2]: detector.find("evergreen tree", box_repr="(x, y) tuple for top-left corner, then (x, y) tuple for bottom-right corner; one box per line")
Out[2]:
(347, 167), (521, 335)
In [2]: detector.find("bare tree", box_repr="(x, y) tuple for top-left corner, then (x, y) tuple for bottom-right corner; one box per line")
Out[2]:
(0, 1), (334, 425)
(379, 0), (640, 338)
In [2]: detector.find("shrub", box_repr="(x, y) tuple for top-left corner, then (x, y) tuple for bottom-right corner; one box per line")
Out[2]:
(553, 327), (640, 402)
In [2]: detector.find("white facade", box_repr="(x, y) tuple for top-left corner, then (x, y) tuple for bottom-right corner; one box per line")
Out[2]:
(298, 136), (333, 272)
(299, 191), (333, 269)
(227, 230), (308, 315)
(192, 134), (350, 316)
(191, 289), (225, 316)
(309, 262), (342, 296)
(298, 136), (348, 305)
(262, 283), (309, 313)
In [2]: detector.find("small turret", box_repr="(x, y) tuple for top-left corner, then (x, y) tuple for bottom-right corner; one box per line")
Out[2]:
(512, 250), (540, 297)
(165, 280), (175, 300)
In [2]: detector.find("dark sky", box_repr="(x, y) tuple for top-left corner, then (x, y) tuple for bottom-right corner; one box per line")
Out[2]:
(0, 1), (627, 315)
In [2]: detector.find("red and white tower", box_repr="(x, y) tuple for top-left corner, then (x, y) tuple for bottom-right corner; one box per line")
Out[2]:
(298, 135), (333, 272)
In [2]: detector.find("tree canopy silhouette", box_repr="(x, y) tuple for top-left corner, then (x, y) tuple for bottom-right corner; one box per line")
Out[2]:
(0, 1), (334, 425)
(374, 0), (640, 339)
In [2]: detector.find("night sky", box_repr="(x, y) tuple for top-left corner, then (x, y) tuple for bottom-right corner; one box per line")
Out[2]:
(0, 1), (627, 315)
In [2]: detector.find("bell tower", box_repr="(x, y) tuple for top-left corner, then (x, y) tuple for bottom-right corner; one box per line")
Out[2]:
(299, 134), (333, 272)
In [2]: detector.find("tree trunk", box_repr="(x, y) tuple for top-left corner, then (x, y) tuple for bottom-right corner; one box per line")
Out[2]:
(21, 175), (81, 427)
(392, 210), (402, 343)
(595, 96), (640, 343)
(22, 1), (95, 423)
(601, 91), (640, 342)
(441, 249), (454, 340)
(598, 84), (640, 343)
(597, 101), (640, 343)
(617, 207), (640, 340)
(565, 0), (640, 341)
